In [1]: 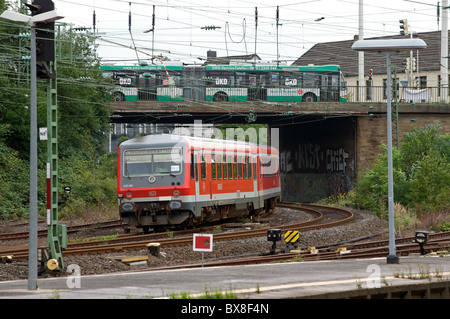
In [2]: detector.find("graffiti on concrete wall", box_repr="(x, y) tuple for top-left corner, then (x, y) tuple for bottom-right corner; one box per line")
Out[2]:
(281, 143), (352, 174)
(280, 143), (354, 202)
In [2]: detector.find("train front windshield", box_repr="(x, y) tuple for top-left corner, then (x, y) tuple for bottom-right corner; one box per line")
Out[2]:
(124, 148), (182, 177)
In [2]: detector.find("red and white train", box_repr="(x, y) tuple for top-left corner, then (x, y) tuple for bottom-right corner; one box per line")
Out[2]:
(117, 134), (280, 232)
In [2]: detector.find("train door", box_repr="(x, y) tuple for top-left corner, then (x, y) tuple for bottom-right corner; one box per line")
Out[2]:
(252, 155), (262, 208)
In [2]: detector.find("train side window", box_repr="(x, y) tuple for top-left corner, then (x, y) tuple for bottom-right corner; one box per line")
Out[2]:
(195, 153), (199, 181)
(243, 156), (247, 179)
(238, 156), (242, 179)
(223, 155), (227, 179)
(233, 155), (238, 179)
(227, 155), (232, 179)
(190, 153), (195, 180)
(211, 153), (216, 180)
(217, 155), (222, 179)
(253, 156), (257, 180)
(246, 156), (251, 179)
(201, 154), (206, 180)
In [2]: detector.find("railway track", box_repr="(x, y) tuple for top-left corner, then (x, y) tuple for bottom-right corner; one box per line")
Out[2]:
(0, 219), (127, 242)
(2, 203), (449, 272)
(0, 203), (353, 260)
(143, 231), (450, 271)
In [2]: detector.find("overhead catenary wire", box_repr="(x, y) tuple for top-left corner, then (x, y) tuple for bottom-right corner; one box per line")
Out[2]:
(52, 0), (439, 64)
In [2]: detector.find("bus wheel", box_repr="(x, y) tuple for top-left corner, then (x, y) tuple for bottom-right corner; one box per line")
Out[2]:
(213, 91), (228, 102)
(113, 92), (125, 101)
(302, 93), (317, 102)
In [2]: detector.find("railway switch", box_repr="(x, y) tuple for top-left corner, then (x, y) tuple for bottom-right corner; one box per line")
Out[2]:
(267, 229), (281, 254)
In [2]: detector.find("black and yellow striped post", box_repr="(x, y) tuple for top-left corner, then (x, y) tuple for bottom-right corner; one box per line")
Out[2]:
(284, 230), (300, 252)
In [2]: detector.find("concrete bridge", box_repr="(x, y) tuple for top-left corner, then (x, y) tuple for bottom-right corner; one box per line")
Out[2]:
(109, 100), (449, 202)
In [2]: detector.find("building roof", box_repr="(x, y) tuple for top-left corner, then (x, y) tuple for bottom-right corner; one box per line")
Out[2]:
(293, 31), (447, 77)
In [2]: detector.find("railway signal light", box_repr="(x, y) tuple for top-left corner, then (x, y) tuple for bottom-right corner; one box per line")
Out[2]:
(267, 229), (281, 254)
(399, 19), (408, 36)
(26, 0), (56, 78)
(368, 69), (373, 80)
(402, 57), (410, 71)
(414, 231), (428, 255)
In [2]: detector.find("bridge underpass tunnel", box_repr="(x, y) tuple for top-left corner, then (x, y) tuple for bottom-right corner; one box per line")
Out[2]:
(278, 117), (356, 203)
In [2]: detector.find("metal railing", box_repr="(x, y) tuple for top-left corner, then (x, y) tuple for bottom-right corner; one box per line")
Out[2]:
(111, 84), (450, 104)
(345, 86), (449, 104)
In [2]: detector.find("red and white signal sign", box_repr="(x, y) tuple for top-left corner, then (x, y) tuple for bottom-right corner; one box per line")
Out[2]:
(193, 233), (213, 252)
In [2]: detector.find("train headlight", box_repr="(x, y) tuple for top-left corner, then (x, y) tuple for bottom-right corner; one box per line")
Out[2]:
(121, 202), (135, 211)
(169, 200), (182, 210)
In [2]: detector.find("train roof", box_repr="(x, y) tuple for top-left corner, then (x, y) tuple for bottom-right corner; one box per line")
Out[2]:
(120, 134), (278, 154)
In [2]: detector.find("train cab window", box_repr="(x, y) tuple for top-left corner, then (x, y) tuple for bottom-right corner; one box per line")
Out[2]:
(227, 155), (232, 179)
(233, 155), (238, 179)
(211, 153), (216, 180)
(217, 155), (222, 179)
(201, 154), (206, 180)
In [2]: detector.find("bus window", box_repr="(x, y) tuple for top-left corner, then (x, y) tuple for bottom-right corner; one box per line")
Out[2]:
(302, 73), (320, 87)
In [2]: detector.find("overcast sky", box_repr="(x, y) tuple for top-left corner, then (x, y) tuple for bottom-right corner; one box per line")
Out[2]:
(52, 0), (444, 65)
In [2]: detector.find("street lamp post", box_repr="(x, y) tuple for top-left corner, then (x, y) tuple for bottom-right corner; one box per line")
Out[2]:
(352, 38), (427, 264)
(0, 7), (63, 290)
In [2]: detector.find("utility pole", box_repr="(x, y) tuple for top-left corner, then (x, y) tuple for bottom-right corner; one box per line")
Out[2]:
(441, 0), (448, 102)
(358, 0), (365, 102)
(276, 6), (281, 68)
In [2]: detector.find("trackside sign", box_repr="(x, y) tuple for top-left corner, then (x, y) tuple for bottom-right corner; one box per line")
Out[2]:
(193, 234), (213, 252)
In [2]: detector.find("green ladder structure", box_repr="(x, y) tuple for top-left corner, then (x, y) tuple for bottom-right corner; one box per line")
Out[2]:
(45, 60), (66, 270)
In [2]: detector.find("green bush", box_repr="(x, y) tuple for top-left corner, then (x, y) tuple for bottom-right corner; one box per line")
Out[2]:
(0, 139), (29, 219)
(354, 124), (449, 219)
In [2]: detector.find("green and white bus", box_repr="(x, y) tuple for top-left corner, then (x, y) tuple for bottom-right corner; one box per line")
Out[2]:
(101, 63), (347, 103)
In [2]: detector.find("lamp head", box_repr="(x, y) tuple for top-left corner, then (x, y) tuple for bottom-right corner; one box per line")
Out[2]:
(352, 38), (427, 53)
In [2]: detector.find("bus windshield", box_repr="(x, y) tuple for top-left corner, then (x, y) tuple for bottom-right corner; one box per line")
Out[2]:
(124, 148), (182, 177)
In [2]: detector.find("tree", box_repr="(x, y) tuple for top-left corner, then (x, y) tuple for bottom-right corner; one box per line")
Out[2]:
(354, 124), (449, 217)
(56, 28), (111, 158)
